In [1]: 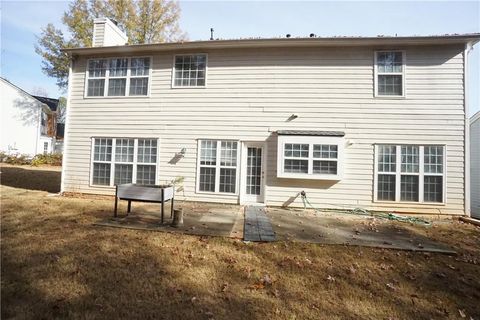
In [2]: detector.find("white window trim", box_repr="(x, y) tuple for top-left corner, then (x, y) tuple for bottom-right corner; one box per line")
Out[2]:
(195, 139), (240, 195)
(84, 56), (152, 98)
(374, 50), (406, 98)
(171, 53), (208, 89)
(277, 135), (344, 180)
(373, 144), (446, 205)
(89, 137), (160, 188)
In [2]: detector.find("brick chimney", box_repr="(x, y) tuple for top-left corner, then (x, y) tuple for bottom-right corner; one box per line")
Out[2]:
(92, 18), (128, 47)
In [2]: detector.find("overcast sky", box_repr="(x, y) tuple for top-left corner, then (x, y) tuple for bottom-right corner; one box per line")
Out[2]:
(1, 0), (479, 115)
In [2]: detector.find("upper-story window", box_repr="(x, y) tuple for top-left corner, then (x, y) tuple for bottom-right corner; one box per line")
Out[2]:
(173, 54), (207, 87)
(375, 51), (405, 97)
(86, 57), (150, 97)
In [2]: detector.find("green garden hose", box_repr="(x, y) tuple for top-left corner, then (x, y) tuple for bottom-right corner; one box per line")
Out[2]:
(300, 192), (431, 226)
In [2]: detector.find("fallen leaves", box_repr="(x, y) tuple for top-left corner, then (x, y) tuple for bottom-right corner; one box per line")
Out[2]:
(248, 274), (274, 290)
(326, 275), (335, 282)
(220, 282), (229, 293)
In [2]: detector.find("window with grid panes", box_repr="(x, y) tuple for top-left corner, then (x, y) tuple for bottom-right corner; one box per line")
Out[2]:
(377, 145), (396, 201)
(375, 145), (445, 203)
(92, 138), (113, 185)
(174, 55), (207, 87)
(87, 59), (107, 96)
(284, 144), (309, 173)
(197, 140), (238, 193)
(86, 57), (150, 97)
(375, 51), (405, 97)
(277, 135), (344, 180)
(108, 58), (128, 96)
(91, 138), (158, 186)
(136, 139), (157, 185)
(130, 58), (150, 96)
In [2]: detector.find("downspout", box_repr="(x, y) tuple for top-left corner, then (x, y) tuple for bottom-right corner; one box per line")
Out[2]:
(464, 41), (473, 217)
(35, 104), (40, 155)
(60, 57), (73, 194)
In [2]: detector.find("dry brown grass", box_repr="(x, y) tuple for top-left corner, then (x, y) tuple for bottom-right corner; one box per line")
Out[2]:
(1, 183), (480, 319)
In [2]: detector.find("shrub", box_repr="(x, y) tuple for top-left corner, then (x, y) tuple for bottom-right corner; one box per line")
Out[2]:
(0, 153), (32, 165)
(0, 152), (62, 166)
(31, 153), (62, 166)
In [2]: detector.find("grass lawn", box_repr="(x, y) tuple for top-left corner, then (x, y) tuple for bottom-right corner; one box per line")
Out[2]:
(1, 168), (480, 319)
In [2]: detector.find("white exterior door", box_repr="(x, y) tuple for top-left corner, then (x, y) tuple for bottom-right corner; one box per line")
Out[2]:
(240, 142), (265, 204)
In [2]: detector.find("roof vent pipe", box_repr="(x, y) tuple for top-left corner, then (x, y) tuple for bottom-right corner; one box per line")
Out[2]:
(210, 28), (214, 40)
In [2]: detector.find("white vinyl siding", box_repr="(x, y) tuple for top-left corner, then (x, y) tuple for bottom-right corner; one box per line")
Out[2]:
(86, 57), (151, 97)
(91, 137), (158, 186)
(64, 45), (466, 215)
(374, 144), (446, 203)
(470, 113), (480, 218)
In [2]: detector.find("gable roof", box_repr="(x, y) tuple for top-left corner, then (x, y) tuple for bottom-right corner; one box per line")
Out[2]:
(31, 95), (59, 112)
(63, 33), (480, 56)
(0, 77), (59, 112)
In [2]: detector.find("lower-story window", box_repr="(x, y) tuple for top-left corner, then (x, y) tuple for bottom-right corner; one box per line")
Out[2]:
(197, 140), (238, 194)
(91, 137), (158, 186)
(375, 144), (445, 203)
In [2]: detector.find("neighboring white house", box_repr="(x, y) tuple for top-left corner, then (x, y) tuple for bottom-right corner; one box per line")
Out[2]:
(0, 78), (59, 155)
(471, 111), (480, 219)
(61, 18), (480, 215)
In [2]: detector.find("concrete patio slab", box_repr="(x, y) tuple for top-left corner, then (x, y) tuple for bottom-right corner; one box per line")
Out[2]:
(94, 202), (244, 238)
(267, 208), (456, 254)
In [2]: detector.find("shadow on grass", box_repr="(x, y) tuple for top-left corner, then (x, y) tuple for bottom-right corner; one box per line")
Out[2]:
(0, 166), (61, 193)
(1, 210), (261, 319)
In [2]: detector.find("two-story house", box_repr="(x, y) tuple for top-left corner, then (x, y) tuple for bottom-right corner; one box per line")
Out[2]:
(61, 18), (479, 215)
(0, 77), (60, 155)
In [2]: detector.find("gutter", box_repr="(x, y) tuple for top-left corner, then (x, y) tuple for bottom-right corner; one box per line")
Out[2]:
(61, 34), (480, 56)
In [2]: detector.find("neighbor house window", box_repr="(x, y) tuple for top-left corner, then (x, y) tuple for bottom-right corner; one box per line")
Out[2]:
(375, 145), (445, 203)
(375, 51), (405, 97)
(173, 54), (207, 87)
(43, 142), (49, 154)
(86, 57), (150, 97)
(277, 133), (344, 180)
(91, 137), (158, 186)
(40, 111), (48, 135)
(197, 140), (238, 194)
